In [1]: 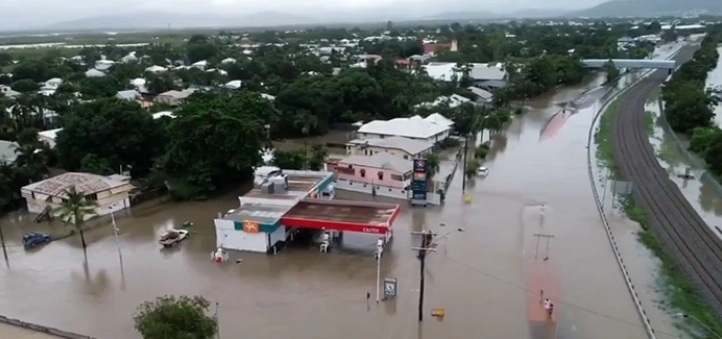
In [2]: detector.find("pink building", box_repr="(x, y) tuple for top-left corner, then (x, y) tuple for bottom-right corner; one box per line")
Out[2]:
(329, 154), (413, 199)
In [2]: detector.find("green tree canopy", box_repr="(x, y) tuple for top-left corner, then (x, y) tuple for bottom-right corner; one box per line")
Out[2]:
(161, 91), (275, 199)
(133, 295), (216, 339)
(55, 99), (166, 176)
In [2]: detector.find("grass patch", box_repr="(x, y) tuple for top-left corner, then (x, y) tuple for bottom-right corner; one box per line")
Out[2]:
(624, 198), (722, 338)
(595, 92), (629, 177)
(644, 111), (655, 134)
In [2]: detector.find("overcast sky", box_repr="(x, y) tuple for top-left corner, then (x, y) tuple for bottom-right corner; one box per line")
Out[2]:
(1, 0), (608, 30)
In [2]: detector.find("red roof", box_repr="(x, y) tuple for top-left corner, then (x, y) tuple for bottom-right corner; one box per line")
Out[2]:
(423, 43), (452, 55)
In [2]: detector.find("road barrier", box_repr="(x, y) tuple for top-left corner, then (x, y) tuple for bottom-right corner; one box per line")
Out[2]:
(0, 315), (97, 339)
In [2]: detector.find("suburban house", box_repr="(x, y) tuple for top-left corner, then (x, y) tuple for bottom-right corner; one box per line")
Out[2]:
(37, 128), (62, 148)
(94, 59), (115, 71)
(356, 114), (453, 143)
(43, 78), (63, 90)
(85, 69), (106, 78)
(328, 153), (412, 200)
(21, 172), (134, 219)
(422, 40), (458, 56)
(145, 65), (167, 73)
(0, 140), (19, 164)
(424, 62), (508, 90)
(417, 94), (472, 109)
(116, 89), (142, 101)
(224, 80), (242, 89)
(120, 52), (138, 63)
(221, 57), (236, 64)
(346, 136), (433, 160)
(191, 60), (207, 69)
(467, 86), (495, 107)
(155, 89), (196, 106)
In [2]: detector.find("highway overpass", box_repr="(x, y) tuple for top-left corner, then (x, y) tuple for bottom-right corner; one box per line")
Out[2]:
(581, 59), (676, 70)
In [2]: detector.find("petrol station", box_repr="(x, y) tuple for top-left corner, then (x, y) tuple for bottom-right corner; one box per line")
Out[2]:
(213, 167), (400, 254)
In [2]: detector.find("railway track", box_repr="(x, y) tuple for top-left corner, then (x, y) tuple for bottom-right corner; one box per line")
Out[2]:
(611, 47), (722, 315)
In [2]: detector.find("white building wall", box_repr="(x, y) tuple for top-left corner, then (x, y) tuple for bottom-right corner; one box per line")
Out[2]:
(214, 219), (269, 253)
(269, 225), (286, 247)
(22, 189), (131, 219)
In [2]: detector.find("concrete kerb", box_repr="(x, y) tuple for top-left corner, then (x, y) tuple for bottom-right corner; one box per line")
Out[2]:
(0, 315), (97, 339)
(584, 54), (679, 339)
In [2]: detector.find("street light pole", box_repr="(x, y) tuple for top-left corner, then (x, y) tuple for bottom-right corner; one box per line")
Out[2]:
(109, 205), (121, 258)
(0, 221), (7, 262)
(376, 238), (383, 303)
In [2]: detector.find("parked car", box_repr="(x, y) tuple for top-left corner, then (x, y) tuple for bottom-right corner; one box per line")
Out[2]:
(159, 229), (189, 247)
(23, 232), (52, 249)
(477, 167), (489, 177)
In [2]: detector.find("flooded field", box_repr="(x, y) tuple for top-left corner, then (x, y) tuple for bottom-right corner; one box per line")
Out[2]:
(0, 70), (681, 338)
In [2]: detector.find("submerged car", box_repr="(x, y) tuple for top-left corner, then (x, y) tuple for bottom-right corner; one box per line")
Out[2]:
(477, 167), (489, 177)
(23, 232), (52, 249)
(159, 229), (189, 247)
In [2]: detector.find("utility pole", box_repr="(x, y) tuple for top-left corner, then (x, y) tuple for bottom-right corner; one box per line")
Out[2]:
(461, 135), (469, 191)
(0, 221), (7, 262)
(533, 233), (555, 260)
(411, 230), (435, 322)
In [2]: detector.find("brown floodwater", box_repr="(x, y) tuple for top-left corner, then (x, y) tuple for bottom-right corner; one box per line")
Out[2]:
(0, 73), (675, 339)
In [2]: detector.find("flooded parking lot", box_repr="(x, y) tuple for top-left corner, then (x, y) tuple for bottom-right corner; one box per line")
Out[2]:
(0, 66), (684, 338)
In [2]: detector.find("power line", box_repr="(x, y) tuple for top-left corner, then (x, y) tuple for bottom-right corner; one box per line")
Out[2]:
(440, 254), (682, 339)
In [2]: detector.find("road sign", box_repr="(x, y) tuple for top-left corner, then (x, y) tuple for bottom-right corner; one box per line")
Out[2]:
(384, 277), (397, 298)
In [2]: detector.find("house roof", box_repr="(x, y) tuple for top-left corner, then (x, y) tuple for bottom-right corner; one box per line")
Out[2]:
(224, 80), (242, 89)
(358, 115), (452, 139)
(424, 62), (506, 82)
(347, 136), (433, 155)
(158, 89), (195, 99)
(116, 90), (141, 100)
(467, 86), (494, 101)
(22, 172), (131, 197)
(38, 128), (63, 141)
(152, 111), (175, 119)
(339, 153), (412, 173)
(0, 140), (18, 164)
(425, 112), (454, 126)
(145, 65), (167, 73)
(85, 69), (106, 77)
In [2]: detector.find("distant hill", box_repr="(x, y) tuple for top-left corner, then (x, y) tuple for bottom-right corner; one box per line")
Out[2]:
(569, 0), (722, 18)
(44, 11), (318, 31)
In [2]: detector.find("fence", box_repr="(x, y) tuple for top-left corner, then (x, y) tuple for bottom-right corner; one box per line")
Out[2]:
(586, 72), (660, 339)
(0, 315), (96, 339)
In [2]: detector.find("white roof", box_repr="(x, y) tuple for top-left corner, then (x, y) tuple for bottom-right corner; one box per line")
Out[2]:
(358, 115), (452, 139)
(420, 95), (471, 109)
(85, 69), (106, 77)
(22, 172), (130, 197)
(467, 86), (494, 100)
(221, 58), (236, 64)
(145, 65), (167, 73)
(424, 62), (506, 82)
(152, 111), (175, 119)
(191, 60), (207, 67)
(224, 80), (242, 89)
(38, 128), (63, 140)
(425, 113), (454, 126)
(339, 153), (412, 173)
(130, 78), (146, 86)
(260, 93), (275, 101)
(347, 136), (433, 155)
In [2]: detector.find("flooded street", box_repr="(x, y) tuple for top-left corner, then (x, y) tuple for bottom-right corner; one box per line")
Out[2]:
(706, 47), (722, 127)
(0, 72), (678, 338)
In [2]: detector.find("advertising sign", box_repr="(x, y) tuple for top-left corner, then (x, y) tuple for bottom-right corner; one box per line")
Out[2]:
(411, 159), (428, 205)
(384, 277), (398, 298)
(243, 220), (260, 233)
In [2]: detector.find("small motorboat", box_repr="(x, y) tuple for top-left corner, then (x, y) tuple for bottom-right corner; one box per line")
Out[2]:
(159, 229), (189, 247)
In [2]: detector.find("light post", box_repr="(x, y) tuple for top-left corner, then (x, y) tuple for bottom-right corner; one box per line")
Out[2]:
(675, 313), (722, 339)
(109, 205), (121, 258)
(375, 237), (384, 303)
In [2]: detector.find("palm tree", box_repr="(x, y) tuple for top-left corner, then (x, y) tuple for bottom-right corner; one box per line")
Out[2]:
(425, 153), (441, 180)
(56, 186), (97, 250)
(13, 143), (47, 182)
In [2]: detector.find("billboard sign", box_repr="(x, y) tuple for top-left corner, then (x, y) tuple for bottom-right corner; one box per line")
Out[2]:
(411, 159), (428, 205)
